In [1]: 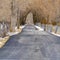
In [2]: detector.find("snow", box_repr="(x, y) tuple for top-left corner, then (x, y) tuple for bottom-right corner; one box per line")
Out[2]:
(0, 42), (2, 45)
(35, 25), (60, 37)
(35, 25), (44, 31)
(51, 32), (60, 37)
(7, 25), (25, 36)
(15, 26), (25, 30)
(20, 26), (25, 29)
(0, 37), (3, 40)
(7, 32), (19, 36)
(0, 25), (60, 38)
(8, 25), (44, 36)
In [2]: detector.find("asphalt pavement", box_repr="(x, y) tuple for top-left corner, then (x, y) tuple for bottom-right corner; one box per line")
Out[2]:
(0, 25), (60, 60)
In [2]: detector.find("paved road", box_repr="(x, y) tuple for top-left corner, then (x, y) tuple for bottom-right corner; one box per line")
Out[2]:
(0, 25), (60, 60)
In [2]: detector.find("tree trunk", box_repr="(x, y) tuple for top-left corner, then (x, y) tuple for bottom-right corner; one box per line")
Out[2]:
(44, 24), (46, 31)
(17, 19), (20, 29)
(55, 25), (58, 33)
(10, 16), (17, 32)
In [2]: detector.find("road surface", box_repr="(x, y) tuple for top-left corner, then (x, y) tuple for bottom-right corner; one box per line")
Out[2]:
(0, 25), (60, 60)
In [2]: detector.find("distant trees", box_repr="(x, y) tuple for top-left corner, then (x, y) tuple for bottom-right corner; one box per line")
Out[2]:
(33, 11), (40, 24)
(52, 20), (60, 33)
(40, 17), (48, 31)
(40, 15), (60, 33)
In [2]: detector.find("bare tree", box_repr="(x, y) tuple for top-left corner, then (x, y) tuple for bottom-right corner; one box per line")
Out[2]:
(17, 8), (20, 29)
(10, 0), (17, 32)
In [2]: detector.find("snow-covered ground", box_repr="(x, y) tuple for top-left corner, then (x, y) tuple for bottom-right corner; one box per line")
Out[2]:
(20, 26), (25, 29)
(35, 25), (60, 37)
(7, 25), (25, 36)
(51, 32), (60, 37)
(0, 25), (60, 38)
(35, 25), (44, 31)
(15, 26), (25, 30)
(7, 32), (19, 36)
(0, 37), (4, 40)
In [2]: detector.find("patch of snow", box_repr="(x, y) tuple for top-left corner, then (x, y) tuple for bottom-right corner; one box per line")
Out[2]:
(0, 37), (3, 40)
(0, 42), (2, 44)
(15, 25), (25, 30)
(52, 32), (60, 37)
(8, 25), (25, 36)
(7, 32), (19, 36)
(35, 25), (44, 31)
(20, 25), (25, 29)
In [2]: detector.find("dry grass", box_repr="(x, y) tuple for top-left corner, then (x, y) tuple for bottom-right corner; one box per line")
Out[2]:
(0, 27), (22, 48)
(0, 36), (10, 48)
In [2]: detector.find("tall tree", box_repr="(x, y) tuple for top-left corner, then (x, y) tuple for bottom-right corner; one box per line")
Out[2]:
(10, 0), (17, 32)
(17, 8), (20, 29)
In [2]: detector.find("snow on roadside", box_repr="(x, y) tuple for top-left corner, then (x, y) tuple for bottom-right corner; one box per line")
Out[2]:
(0, 37), (4, 40)
(35, 25), (60, 37)
(51, 32), (60, 37)
(7, 32), (19, 36)
(15, 25), (25, 30)
(35, 25), (44, 31)
(7, 25), (25, 36)
(20, 26), (25, 29)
